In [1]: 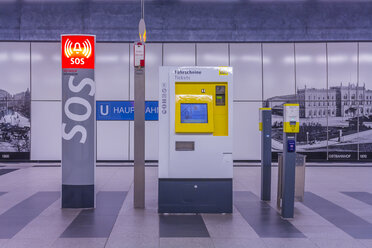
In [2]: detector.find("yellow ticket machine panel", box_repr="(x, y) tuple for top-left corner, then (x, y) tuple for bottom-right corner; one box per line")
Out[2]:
(175, 82), (228, 136)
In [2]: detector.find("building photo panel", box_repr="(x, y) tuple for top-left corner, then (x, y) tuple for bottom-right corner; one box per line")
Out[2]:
(0, 43), (31, 160)
(326, 42), (359, 161)
(358, 42), (372, 161)
(294, 43), (328, 160)
(262, 43), (296, 159)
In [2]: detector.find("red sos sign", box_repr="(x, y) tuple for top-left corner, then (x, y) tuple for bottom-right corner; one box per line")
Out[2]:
(62, 35), (95, 69)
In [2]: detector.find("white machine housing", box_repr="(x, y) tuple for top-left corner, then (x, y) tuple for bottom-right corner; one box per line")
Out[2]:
(158, 66), (233, 179)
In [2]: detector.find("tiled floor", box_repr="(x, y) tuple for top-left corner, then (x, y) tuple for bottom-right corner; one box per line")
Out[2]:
(0, 165), (371, 247)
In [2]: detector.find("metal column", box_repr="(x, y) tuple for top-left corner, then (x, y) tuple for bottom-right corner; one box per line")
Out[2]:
(261, 109), (272, 201)
(281, 133), (296, 218)
(134, 67), (145, 209)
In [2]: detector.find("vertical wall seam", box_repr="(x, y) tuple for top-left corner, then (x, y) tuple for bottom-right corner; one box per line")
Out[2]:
(357, 42), (360, 160)
(294, 43), (297, 97)
(195, 43), (197, 66)
(128, 43), (131, 160)
(261, 43), (264, 105)
(326, 42), (329, 160)
(29, 42), (32, 160)
(228, 43), (231, 67)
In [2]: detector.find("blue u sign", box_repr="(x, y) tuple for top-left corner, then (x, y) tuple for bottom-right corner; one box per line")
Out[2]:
(96, 101), (158, 121)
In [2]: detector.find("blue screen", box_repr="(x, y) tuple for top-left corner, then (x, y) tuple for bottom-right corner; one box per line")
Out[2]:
(180, 103), (208, 123)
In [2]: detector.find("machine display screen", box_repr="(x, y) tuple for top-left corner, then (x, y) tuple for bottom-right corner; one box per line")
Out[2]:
(180, 103), (208, 123)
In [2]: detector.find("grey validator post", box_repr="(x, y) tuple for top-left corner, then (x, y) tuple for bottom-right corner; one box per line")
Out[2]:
(260, 108), (272, 201)
(133, 40), (146, 209)
(282, 133), (296, 218)
(281, 104), (299, 218)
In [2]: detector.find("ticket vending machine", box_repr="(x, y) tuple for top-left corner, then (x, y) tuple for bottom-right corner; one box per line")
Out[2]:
(158, 67), (233, 213)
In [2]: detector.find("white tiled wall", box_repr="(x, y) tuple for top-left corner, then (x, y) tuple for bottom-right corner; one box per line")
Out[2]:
(25, 41), (364, 161)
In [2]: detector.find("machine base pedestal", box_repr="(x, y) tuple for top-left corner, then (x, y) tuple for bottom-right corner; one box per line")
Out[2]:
(158, 179), (232, 213)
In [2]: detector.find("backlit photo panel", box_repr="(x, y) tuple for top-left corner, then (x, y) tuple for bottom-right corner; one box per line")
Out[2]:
(327, 43), (358, 161)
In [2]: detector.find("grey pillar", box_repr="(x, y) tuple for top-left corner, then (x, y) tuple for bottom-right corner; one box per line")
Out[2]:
(261, 109), (272, 201)
(134, 67), (145, 208)
(281, 133), (296, 218)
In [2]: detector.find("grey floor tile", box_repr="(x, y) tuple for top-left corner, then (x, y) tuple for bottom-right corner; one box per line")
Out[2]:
(342, 192), (372, 206)
(234, 191), (305, 238)
(160, 238), (214, 248)
(109, 211), (159, 239)
(51, 238), (107, 248)
(360, 239), (372, 248)
(212, 238), (267, 248)
(203, 214), (259, 238)
(159, 215), (210, 238)
(262, 238), (318, 248)
(0, 240), (8, 248)
(310, 238), (367, 248)
(0, 169), (18, 176)
(60, 191), (127, 238)
(105, 236), (159, 248)
(303, 192), (372, 239)
(2, 238), (52, 248)
(294, 225), (351, 239)
(0, 192), (60, 239)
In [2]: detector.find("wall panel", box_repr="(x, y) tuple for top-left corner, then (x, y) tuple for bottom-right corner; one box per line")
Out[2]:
(196, 43), (228, 66)
(233, 102), (261, 160)
(30, 101), (61, 160)
(356, 42), (372, 160)
(31, 42), (61, 101)
(97, 121), (129, 160)
(95, 43), (130, 100)
(295, 43), (328, 159)
(163, 43), (195, 66)
(263, 43), (295, 101)
(230, 43), (262, 101)
(327, 43), (358, 160)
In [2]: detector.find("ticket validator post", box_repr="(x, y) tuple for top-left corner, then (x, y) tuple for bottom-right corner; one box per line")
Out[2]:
(259, 108), (272, 201)
(158, 67), (233, 213)
(281, 103), (300, 218)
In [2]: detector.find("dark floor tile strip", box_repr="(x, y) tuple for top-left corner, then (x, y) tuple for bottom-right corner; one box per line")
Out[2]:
(0, 169), (18, 176)
(60, 191), (127, 238)
(342, 192), (372, 206)
(303, 192), (372, 239)
(0, 191), (60, 239)
(234, 191), (305, 238)
(0, 192), (6, 197)
(159, 215), (210, 238)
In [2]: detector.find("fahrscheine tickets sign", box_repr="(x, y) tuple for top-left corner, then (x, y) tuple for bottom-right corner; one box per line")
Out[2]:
(61, 35), (96, 208)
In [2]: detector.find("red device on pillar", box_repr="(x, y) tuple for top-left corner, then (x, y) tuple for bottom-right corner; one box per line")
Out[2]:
(134, 42), (145, 68)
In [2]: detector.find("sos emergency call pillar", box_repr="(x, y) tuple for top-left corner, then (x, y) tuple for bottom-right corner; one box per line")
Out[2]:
(259, 108), (272, 201)
(281, 104), (300, 218)
(61, 35), (96, 208)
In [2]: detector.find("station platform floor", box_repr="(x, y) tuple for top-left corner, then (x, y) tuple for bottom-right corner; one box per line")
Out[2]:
(0, 164), (371, 248)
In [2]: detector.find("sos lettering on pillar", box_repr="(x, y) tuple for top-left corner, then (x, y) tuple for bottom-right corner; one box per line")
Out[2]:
(61, 35), (96, 208)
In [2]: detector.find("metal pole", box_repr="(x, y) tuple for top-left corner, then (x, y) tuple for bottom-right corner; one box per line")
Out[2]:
(261, 109), (272, 201)
(134, 66), (145, 209)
